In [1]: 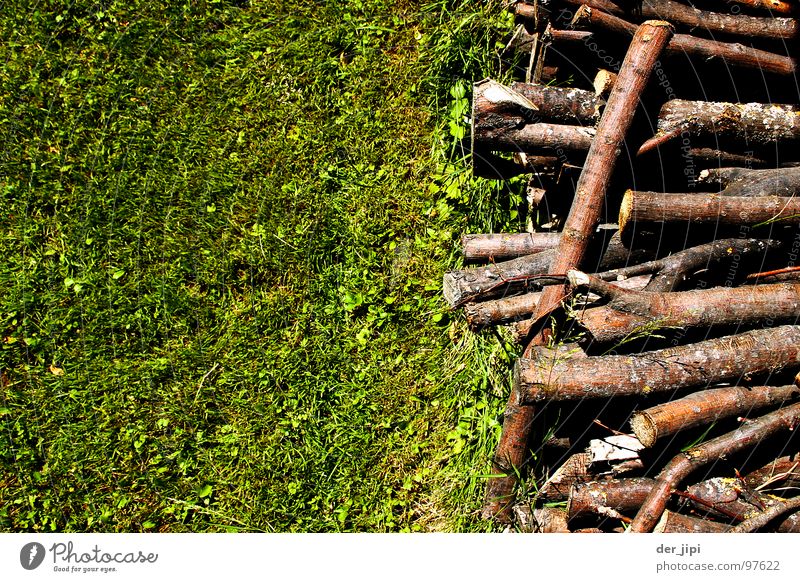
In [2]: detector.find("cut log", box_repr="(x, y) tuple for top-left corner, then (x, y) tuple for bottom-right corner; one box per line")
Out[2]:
(654, 510), (730, 532)
(473, 121), (595, 154)
(631, 384), (800, 447)
(515, 326), (800, 404)
(698, 166), (800, 198)
(568, 478), (655, 519)
(572, 6), (796, 75)
(461, 231), (561, 262)
(640, 100), (800, 154)
(483, 20), (675, 524)
(571, 275), (800, 345)
(629, 400), (800, 532)
(612, 0), (798, 40)
(593, 69), (617, 98)
(510, 82), (605, 124)
(619, 191), (800, 241)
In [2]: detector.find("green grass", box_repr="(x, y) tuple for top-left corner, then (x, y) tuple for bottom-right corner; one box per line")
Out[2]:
(0, 0), (525, 532)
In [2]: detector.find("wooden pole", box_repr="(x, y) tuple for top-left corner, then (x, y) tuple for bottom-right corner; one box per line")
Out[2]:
(516, 326), (800, 404)
(461, 232), (561, 262)
(482, 21), (675, 523)
(629, 401), (800, 532)
(619, 191), (800, 241)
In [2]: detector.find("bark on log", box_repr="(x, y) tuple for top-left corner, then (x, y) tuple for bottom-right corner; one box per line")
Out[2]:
(619, 191), (800, 240)
(629, 401), (800, 532)
(472, 150), (562, 179)
(568, 478), (654, 519)
(594, 238), (781, 292)
(613, 0), (798, 40)
(698, 166), (800, 198)
(510, 82), (605, 124)
(572, 6), (796, 75)
(516, 326), (800, 404)
(641, 100), (800, 154)
(461, 232), (561, 262)
(631, 384), (800, 447)
(474, 121), (595, 154)
(654, 510), (730, 532)
(483, 20), (674, 524)
(572, 275), (800, 345)
(743, 455), (800, 492)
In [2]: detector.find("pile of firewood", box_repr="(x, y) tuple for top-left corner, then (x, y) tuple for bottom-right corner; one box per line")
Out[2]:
(445, 0), (800, 532)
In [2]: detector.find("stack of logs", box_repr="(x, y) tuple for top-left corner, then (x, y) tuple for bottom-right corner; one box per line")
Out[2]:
(445, 0), (800, 532)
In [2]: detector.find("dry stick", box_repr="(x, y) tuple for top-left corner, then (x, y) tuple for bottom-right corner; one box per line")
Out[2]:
(613, 0), (798, 40)
(747, 266), (800, 281)
(629, 401), (800, 532)
(461, 231), (561, 262)
(516, 325), (800, 404)
(730, 495), (800, 532)
(444, 229), (653, 307)
(619, 192), (800, 241)
(725, 0), (795, 14)
(640, 100), (800, 155)
(571, 273), (800, 345)
(631, 384), (800, 447)
(698, 167), (800, 198)
(466, 274), (651, 330)
(686, 477), (800, 531)
(481, 21), (675, 523)
(573, 6), (797, 75)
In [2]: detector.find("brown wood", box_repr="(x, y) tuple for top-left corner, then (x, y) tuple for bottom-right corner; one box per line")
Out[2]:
(593, 69), (617, 97)
(686, 477), (800, 531)
(698, 166), (800, 198)
(593, 238), (781, 292)
(631, 384), (800, 447)
(472, 150), (562, 180)
(483, 20), (675, 524)
(730, 496), (800, 532)
(619, 191), (800, 240)
(572, 6), (796, 75)
(654, 510), (730, 532)
(640, 100), (800, 154)
(615, 0), (798, 40)
(725, 0), (794, 15)
(568, 478), (655, 519)
(474, 121), (595, 154)
(572, 275), (800, 345)
(629, 401), (800, 532)
(445, 229), (655, 307)
(538, 452), (593, 502)
(743, 455), (800, 492)
(510, 82), (604, 124)
(461, 232), (561, 262)
(468, 273), (651, 330)
(515, 326), (800, 404)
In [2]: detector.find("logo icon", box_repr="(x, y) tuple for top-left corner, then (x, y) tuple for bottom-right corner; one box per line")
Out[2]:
(20, 542), (46, 570)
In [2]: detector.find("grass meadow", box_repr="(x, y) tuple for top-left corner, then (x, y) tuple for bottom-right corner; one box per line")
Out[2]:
(0, 0), (530, 531)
